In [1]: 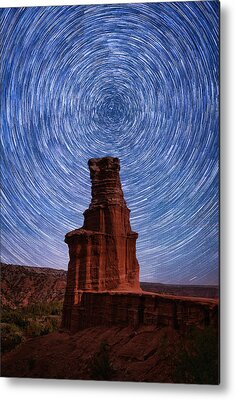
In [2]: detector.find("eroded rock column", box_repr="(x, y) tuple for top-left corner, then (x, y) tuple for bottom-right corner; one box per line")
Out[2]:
(62, 157), (140, 328)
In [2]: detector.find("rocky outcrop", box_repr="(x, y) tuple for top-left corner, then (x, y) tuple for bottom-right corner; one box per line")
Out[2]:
(63, 290), (218, 332)
(62, 157), (140, 329)
(62, 157), (218, 333)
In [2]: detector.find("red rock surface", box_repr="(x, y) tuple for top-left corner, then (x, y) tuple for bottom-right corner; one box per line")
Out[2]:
(61, 157), (218, 333)
(62, 157), (140, 329)
(1, 323), (219, 383)
(0, 326), (182, 381)
(65, 157), (140, 292)
(63, 290), (218, 332)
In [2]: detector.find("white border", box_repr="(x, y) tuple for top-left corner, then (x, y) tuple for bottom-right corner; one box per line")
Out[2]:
(1, 0), (235, 399)
(0, 0), (224, 7)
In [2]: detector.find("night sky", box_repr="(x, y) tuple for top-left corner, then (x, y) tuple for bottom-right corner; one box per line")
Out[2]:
(1, 1), (219, 284)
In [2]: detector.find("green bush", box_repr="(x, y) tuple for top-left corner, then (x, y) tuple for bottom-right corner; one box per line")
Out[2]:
(26, 320), (44, 337)
(26, 316), (60, 337)
(1, 302), (63, 353)
(23, 301), (63, 317)
(1, 309), (28, 328)
(90, 341), (114, 380)
(46, 316), (60, 331)
(1, 323), (23, 353)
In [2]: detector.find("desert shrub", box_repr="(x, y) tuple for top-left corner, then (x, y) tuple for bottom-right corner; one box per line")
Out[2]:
(26, 320), (45, 337)
(40, 317), (60, 335)
(1, 302), (62, 352)
(1, 309), (28, 328)
(46, 316), (61, 330)
(173, 327), (219, 384)
(26, 316), (60, 337)
(23, 301), (63, 317)
(1, 323), (23, 353)
(49, 302), (63, 315)
(90, 341), (114, 380)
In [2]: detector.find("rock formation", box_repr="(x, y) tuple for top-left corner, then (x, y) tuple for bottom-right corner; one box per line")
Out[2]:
(64, 157), (140, 293)
(69, 291), (218, 332)
(62, 157), (141, 328)
(62, 157), (218, 332)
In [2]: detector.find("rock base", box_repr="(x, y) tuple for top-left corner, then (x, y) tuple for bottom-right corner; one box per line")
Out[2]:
(62, 291), (218, 332)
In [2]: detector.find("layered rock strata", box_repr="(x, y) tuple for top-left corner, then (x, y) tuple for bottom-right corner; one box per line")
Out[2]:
(62, 157), (218, 332)
(64, 291), (218, 333)
(62, 157), (140, 329)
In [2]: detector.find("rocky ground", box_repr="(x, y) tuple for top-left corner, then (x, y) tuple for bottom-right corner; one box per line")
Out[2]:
(1, 263), (219, 384)
(1, 324), (219, 384)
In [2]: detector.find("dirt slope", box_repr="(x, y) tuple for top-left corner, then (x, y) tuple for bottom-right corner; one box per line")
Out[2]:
(1, 323), (219, 384)
(1, 325), (182, 382)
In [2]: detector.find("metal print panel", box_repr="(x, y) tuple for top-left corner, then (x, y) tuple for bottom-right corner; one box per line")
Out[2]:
(1, 1), (219, 384)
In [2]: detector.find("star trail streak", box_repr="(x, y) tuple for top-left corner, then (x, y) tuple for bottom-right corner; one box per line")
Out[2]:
(0, 2), (219, 284)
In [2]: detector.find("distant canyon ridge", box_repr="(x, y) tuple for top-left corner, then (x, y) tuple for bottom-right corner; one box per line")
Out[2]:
(1, 263), (218, 310)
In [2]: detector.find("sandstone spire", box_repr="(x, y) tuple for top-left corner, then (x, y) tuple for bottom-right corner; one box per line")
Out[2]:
(62, 157), (218, 333)
(63, 156), (140, 301)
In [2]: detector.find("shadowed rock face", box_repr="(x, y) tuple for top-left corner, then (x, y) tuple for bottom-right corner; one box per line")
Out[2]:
(62, 157), (140, 325)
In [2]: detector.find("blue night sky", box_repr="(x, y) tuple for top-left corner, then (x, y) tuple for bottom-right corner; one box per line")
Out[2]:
(0, 2), (219, 284)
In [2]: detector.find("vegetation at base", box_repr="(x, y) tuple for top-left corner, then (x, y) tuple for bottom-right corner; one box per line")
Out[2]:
(172, 327), (219, 385)
(1, 309), (28, 328)
(90, 341), (114, 380)
(1, 323), (24, 354)
(1, 301), (63, 354)
(23, 301), (63, 316)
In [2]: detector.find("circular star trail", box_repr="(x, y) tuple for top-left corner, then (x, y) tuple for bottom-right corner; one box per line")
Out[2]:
(0, 2), (219, 284)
